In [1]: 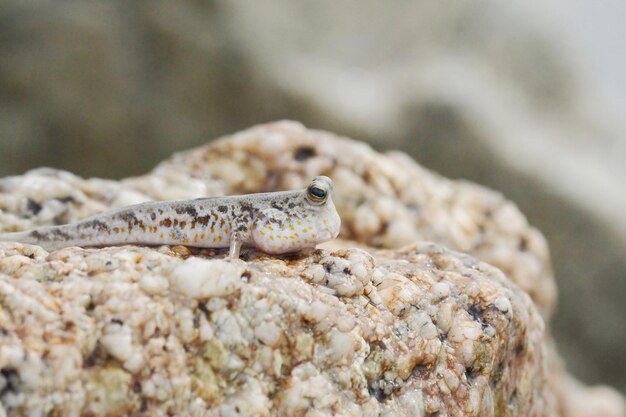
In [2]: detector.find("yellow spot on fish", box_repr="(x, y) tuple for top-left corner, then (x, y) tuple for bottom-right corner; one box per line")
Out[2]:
(289, 225), (295, 231)
(218, 236), (222, 242)
(210, 227), (214, 234)
(311, 234), (316, 239)
(297, 221), (302, 226)
(302, 228), (308, 233)
(194, 234), (198, 243)
(270, 236), (274, 241)
(114, 227), (119, 234)
(160, 233), (164, 239)
(201, 233), (205, 239)
(259, 230), (265, 236)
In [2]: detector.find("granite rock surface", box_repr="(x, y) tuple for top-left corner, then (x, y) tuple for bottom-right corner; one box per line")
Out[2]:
(0, 242), (549, 417)
(1, 1), (625, 391)
(0, 122), (623, 416)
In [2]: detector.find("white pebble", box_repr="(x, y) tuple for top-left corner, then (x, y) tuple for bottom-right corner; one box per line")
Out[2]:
(0, 345), (24, 367)
(304, 264), (326, 284)
(123, 351), (145, 374)
(327, 329), (354, 363)
(301, 301), (331, 323)
(336, 315), (356, 333)
(420, 322), (438, 340)
(495, 296), (512, 316)
(459, 340), (476, 366)
(443, 369), (460, 392)
(254, 321), (282, 347)
(371, 267), (386, 286)
(170, 258), (243, 299)
(176, 308), (196, 343)
(364, 283), (383, 305)
(465, 282), (480, 297)
(448, 317), (480, 343)
(432, 282), (450, 298)
(350, 262), (369, 282)
(139, 273), (169, 295)
(353, 204), (381, 236)
(199, 314), (214, 341)
(374, 197), (396, 219)
(260, 132), (287, 154)
(462, 325), (482, 341)
(100, 325), (133, 361)
(384, 219), (420, 247)
(398, 389), (426, 416)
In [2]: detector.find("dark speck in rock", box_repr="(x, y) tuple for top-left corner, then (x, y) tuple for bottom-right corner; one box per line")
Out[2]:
(0, 368), (20, 396)
(56, 196), (75, 204)
(294, 146), (316, 161)
(27, 199), (43, 215)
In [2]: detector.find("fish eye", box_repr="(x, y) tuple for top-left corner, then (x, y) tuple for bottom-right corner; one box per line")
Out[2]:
(307, 185), (327, 202)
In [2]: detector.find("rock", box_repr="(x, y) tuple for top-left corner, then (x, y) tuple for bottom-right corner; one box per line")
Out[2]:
(0, 241), (550, 416)
(1, 1), (625, 391)
(0, 122), (623, 416)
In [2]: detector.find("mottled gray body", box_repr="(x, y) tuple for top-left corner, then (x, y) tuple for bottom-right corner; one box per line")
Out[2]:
(0, 177), (341, 258)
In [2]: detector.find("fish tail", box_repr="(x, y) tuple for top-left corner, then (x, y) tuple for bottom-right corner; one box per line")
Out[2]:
(0, 227), (73, 251)
(0, 231), (37, 245)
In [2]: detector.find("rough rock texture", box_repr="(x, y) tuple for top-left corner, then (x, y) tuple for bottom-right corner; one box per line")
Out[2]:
(0, 122), (623, 416)
(0, 242), (548, 417)
(1, 1), (625, 392)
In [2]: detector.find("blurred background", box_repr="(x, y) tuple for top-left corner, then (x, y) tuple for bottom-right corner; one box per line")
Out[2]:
(0, 0), (624, 393)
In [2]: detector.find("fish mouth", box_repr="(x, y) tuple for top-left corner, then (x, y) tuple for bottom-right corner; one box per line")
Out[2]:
(320, 230), (333, 241)
(315, 223), (339, 243)
(313, 205), (341, 243)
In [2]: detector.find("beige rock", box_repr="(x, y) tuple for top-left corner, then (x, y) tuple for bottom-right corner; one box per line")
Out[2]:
(0, 122), (622, 416)
(0, 0), (624, 394)
(0, 242), (549, 416)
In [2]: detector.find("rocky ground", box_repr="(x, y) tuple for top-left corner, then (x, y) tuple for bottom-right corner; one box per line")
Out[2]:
(1, 1), (625, 392)
(0, 122), (623, 416)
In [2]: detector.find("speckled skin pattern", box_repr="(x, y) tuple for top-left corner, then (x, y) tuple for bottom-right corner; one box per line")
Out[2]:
(0, 176), (340, 258)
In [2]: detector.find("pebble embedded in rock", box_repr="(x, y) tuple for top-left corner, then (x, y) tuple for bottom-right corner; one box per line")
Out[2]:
(170, 258), (243, 299)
